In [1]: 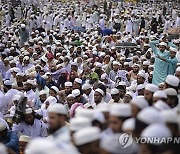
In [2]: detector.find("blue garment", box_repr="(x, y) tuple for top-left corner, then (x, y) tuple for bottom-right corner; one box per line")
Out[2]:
(0, 130), (19, 153)
(101, 28), (113, 36)
(150, 40), (170, 85)
(166, 57), (178, 75)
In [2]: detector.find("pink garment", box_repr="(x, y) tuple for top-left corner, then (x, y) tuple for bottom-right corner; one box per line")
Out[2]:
(69, 103), (84, 118)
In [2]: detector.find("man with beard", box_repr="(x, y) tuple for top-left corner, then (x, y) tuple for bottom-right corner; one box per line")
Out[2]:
(129, 64), (140, 82)
(59, 82), (73, 104)
(47, 103), (70, 143)
(12, 108), (48, 138)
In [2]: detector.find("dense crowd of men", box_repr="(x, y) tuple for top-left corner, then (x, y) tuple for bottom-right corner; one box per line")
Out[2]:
(0, 0), (180, 154)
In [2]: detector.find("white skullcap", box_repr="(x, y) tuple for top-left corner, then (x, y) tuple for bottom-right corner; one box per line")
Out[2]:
(164, 88), (177, 96)
(48, 104), (67, 115)
(25, 138), (62, 154)
(70, 117), (91, 131)
(125, 91), (134, 98)
(137, 107), (163, 124)
(153, 90), (167, 98)
(158, 82), (164, 86)
(0, 144), (7, 154)
(95, 62), (102, 68)
(4, 80), (12, 86)
(130, 96), (149, 109)
(112, 61), (120, 65)
(95, 88), (104, 96)
(97, 103), (110, 112)
(72, 89), (81, 97)
(145, 84), (158, 93)
(65, 82), (72, 87)
(73, 127), (101, 146)
(12, 95), (21, 101)
(67, 94), (75, 98)
(74, 78), (82, 84)
(159, 42), (167, 47)
(153, 100), (170, 111)
(122, 118), (135, 132)
(39, 90), (46, 96)
(118, 81), (126, 86)
(75, 108), (94, 120)
(25, 80), (34, 85)
(25, 107), (33, 114)
(50, 86), (59, 94)
(92, 110), (105, 123)
(110, 104), (131, 117)
(21, 24), (26, 28)
(176, 67), (180, 72)
(165, 75), (179, 87)
(124, 62), (129, 66)
(111, 46), (116, 50)
(143, 61), (150, 65)
(45, 96), (57, 105)
(23, 56), (30, 61)
(110, 88), (119, 95)
(141, 124), (172, 145)
(82, 84), (91, 90)
(0, 122), (6, 131)
(137, 72), (146, 79)
(170, 47), (178, 53)
(16, 72), (24, 77)
(160, 110), (178, 124)
(136, 84), (145, 91)
(19, 135), (30, 142)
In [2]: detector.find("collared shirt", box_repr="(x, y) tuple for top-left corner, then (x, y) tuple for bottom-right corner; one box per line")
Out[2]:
(12, 118), (48, 138)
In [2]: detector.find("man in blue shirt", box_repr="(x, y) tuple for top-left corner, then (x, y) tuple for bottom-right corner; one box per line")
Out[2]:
(0, 122), (19, 153)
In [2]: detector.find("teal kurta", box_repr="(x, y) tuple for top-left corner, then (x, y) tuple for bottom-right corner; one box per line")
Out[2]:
(166, 57), (178, 75)
(150, 40), (170, 85)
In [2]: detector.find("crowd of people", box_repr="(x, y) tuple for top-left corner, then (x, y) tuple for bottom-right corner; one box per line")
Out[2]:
(0, 0), (180, 154)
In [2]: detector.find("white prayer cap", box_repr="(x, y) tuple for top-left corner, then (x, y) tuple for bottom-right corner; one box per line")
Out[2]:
(145, 84), (158, 93)
(23, 56), (30, 61)
(0, 122), (6, 131)
(97, 103), (110, 112)
(39, 90), (46, 96)
(75, 108), (94, 120)
(48, 104), (67, 115)
(118, 81), (126, 86)
(141, 124), (172, 145)
(67, 94), (75, 99)
(110, 88), (119, 95)
(4, 80), (12, 86)
(143, 61), (150, 65)
(100, 134), (138, 154)
(176, 67), (180, 72)
(12, 95), (21, 101)
(70, 117), (91, 131)
(164, 88), (177, 96)
(72, 89), (81, 97)
(137, 72), (146, 79)
(158, 82), (164, 86)
(112, 61), (120, 65)
(25, 138), (62, 154)
(137, 107), (163, 124)
(73, 127), (101, 146)
(136, 84), (145, 91)
(159, 42), (167, 47)
(153, 90), (167, 98)
(110, 104), (131, 117)
(130, 96), (149, 109)
(92, 110), (105, 123)
(153, 100), (170, 111)
(125, 91), (134, 98)
(169, 47), (178, 53)
(25, 108), (33, 114)
(122, 118), (135, 132)
(144, 43), (150, 47)
(165, 75), (179, 87)
(124, 62), (129, 66)
(64, 82), (72, 87)
(19, 135), (30, 142)
(95, 62), (102, 68)
(50, 86), (59, 94)
(82, 84), (91, 90)
(161, 110), (178, 124)
(95, 88), (104, 96)
(21, 24), (26, 28)
(111, 46), (116, 50)
(74, 78), (82, 84)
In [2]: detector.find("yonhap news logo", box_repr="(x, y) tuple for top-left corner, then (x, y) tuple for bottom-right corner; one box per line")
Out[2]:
(119, 133), (180, 148)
